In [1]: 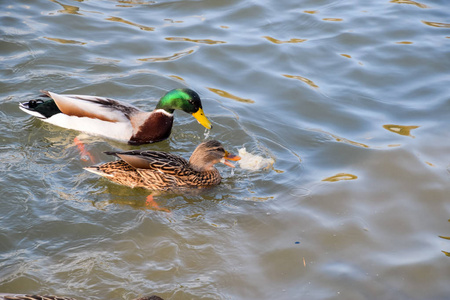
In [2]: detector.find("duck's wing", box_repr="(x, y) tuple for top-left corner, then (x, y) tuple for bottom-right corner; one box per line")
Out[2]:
(43, 91), (140, 123)
(105, 150), (190, 176)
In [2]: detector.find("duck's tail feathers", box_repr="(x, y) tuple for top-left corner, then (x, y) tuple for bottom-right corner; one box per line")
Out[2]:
(104, 151), (121, 157)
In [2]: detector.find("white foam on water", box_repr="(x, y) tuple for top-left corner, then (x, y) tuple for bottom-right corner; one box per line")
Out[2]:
(204, 128), (210, 139)
(237, 148), (274, 171)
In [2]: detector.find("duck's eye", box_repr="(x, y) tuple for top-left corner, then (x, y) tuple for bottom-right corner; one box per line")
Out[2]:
(29, 100), (40, 108)
(189, 99), (197, 108)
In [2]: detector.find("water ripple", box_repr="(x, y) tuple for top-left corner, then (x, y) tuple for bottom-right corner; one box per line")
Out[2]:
(421, 20), (450, 28)
(44, 37), (86, 45)
(105, 16), (155, 31)
(49, 0), (82, 15)
(165, 37), (226, 45)
(116, 0), (156, 7)
(1, 0), (450, 299)
(137, 47), (196, 62)
(207, 87), (255, 104)
(322, 173), (358, 182)
(262, 36), (307, 44)
(390, 0), (429, 8)
(282, 74), (319, 89)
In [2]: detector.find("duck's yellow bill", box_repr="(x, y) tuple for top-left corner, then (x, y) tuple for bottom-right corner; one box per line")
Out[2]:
(221, 151), (241, 168)
(192, 108), (212, 129)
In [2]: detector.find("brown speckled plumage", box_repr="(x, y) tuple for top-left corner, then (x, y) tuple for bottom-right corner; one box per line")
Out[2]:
(0, 295), (163, 300)
(85, 140), (240, 191)
(0, 295), (77, 300)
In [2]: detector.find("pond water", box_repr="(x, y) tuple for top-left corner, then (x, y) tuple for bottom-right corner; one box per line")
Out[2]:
(1, 0), (450, 299)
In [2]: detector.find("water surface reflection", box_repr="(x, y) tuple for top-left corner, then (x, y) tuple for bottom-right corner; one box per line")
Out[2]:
(1, 0), (450, 299)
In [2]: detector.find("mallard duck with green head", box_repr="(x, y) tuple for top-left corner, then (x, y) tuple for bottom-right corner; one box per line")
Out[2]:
(84, 140), (240, 191)
(19, 88), (212, 145)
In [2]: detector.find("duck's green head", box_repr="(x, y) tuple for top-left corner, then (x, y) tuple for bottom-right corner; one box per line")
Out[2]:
(157, 88), (212, 129)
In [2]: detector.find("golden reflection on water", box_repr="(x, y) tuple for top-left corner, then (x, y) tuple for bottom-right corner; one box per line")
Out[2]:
(282, 74), (319, 89)
(312, 129), (370, 148)
(49, 0), (81, 15)
(383, 124), (419, 137)
(105, 16), (154, 31)
(169, 75), (185, 82)
(138, 48), (195, 62)
(263, 36), (307, 44)
(341, 54), (352, 58)
(396, 41), (413, 44)
(164, 18), (183, 24)
(441, 219), (450, 256)
(166, 37), (226, 45)
(322, 173), (358, 182)
(421, 21), (450, 28)
(93, 198), (166, 211)
(116, 0), (156, 6)
(440, 226), (450, 257)
(303, 10), (319, 14)
(390, 0), (429, 8)
(207, 88), (255, 104)
(44, 37), (86, 45)
(244, 196), (274, 202)
(322, 18), (343, 22)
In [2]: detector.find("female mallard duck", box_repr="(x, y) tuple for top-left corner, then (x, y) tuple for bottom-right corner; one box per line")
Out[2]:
(0, 294), (163, 300)
(19, 88), (212, 145)
(0, 295), (77, 300)
(84, 140), (240, 191)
